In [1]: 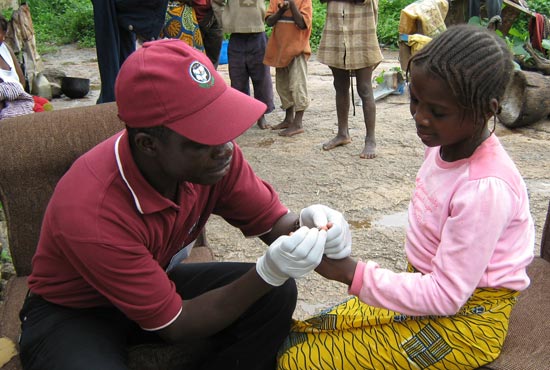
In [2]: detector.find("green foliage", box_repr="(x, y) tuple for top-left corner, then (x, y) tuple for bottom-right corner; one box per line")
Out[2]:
(524, 0), (550, 18)
(374, 66), (403, 84)
(310, 0), (327, 52)
(1, 8), (14, 19)
(377, 0), (416, 48)
(25, 0), (95, 53)
(1, 247), (11, 264)
(511, 0), (550, 38)
(504, 25), (531, 62)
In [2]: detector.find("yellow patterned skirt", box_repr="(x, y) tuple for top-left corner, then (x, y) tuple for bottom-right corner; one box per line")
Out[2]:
(278, 288), (518, 369)
(160, 1), (205, 53)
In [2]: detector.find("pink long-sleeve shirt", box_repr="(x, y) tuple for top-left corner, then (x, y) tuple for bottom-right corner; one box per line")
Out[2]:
(349, 134), (534, 316)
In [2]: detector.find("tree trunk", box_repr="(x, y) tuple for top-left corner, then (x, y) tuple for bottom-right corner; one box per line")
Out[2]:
(515, 42), (550, 75)
(498, 69), (550, 127)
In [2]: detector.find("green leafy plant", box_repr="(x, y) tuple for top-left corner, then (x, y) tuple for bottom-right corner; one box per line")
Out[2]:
(504, 26), (531, 61)
(375, 70), (386, 84)
(1, 247), (12, 263)
(310, 0), (327, 52)
(373, 66), (403, 85)
(377, 0), (416, 48)
(22, 0), (95, 53)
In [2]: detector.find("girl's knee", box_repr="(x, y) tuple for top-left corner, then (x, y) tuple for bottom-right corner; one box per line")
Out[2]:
(333, 79), (350, 92)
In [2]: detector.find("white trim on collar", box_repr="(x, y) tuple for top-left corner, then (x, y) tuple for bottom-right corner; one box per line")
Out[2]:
(114, 133), (144, 214)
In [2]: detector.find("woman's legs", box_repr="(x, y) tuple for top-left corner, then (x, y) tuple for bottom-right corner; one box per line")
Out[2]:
(322, 67), (352, 151)
(355, 66), (377, 159)
(322, 66), (377, 158)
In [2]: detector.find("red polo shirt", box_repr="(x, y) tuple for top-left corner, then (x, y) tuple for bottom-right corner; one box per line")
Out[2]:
(28, 131), (288, 330)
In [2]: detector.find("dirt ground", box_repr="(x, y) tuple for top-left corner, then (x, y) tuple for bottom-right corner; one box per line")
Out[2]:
(42, 44), (550, 320)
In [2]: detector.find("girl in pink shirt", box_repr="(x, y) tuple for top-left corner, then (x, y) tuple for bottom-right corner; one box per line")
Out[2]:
(278, 24), (535, 370)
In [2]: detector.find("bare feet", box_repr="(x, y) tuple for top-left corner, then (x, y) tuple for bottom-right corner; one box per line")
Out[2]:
(322, 135), (351, 151)
(270, 120), (291, 130)
(257, 115), (268, 129)
(279, 127), (304, 137)
(359, 138), (376, 159)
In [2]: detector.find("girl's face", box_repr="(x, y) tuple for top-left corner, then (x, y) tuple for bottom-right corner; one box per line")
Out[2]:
(409, 64), (488, 162)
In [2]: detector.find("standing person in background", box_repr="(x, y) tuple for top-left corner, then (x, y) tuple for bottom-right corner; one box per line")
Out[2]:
(264, 0), (312, 137)
(0, 14), (25, 88)
(0, 15), (37, 119)
(192, 0), (224, 68)
(468, 0), (503, 31)
(278, 25), (534, 370)
(318, 0), (383, 159)
(160, 0), (206, 53)
(91, 0), (168, 104)
(213, 0), (275, 129)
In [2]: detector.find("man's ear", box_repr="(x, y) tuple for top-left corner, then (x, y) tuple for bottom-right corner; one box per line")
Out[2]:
(133, 132), (159, 157)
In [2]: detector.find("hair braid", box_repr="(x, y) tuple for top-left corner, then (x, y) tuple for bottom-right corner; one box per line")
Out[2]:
(407, 24), (514, 127)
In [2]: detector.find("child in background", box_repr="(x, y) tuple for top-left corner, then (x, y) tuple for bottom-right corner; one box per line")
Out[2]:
(317, 0), (383, 158)
(278, 24), (535, 370)
(0, 79), (34, 119)
(213, 0), (275, 129)
(264, 0), (312, 137)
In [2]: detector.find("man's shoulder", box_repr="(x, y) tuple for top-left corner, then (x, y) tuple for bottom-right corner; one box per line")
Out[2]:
(53, 134), (122, 209)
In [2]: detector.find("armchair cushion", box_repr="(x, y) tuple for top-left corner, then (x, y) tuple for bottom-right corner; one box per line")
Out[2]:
(481, 256), (550, 369)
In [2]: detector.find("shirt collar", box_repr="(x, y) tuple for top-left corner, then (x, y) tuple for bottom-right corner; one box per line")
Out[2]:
(114, 131), (179, 214)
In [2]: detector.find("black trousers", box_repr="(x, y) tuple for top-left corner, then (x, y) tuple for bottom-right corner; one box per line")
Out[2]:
(91, 0), (135, 104)
(468, 0), (503, 18)
(199, 15), (224, 69)
(19, 262), (297, 370)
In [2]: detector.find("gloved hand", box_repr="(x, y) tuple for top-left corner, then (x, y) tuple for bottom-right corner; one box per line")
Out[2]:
(256, 226), (327, 286)
(299, 204), (352, 259)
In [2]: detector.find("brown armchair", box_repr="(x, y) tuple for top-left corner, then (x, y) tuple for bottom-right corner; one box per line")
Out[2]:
(480, 200), (550, 369)
(0, 103), (210, 370)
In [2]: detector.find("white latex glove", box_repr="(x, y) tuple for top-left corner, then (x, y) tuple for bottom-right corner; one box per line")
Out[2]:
(256, 226), (327, 286)
(299, 204), (352, 259)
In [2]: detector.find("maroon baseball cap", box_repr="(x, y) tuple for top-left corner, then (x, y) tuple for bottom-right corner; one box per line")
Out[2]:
(115, 39), (267, 145)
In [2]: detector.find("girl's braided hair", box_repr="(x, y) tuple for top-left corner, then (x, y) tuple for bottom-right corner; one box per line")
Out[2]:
(407, 24), (514, 126)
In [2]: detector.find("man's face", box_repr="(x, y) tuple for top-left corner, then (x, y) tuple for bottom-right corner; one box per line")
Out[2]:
(155, 130), (234, 185)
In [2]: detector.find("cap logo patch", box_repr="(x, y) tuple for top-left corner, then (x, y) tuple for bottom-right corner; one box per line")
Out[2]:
(189, 61), (215, 88)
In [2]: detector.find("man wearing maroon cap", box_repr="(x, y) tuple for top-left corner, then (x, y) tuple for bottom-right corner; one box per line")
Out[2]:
(18, 39), (352, 370)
